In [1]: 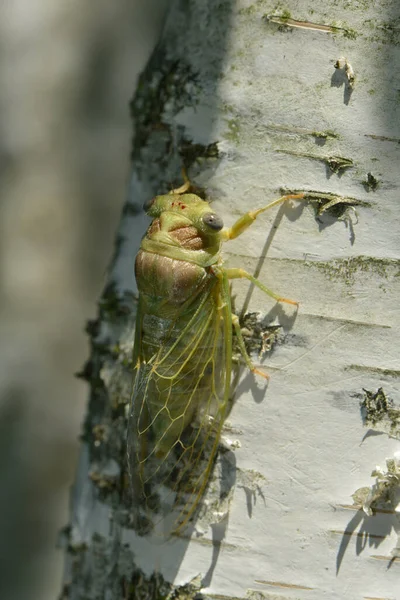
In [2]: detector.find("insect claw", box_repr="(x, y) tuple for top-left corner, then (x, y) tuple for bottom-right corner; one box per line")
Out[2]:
(252, 367), (270, 380)
(221, 436), (241, 450)
(277, 297), (299, 307)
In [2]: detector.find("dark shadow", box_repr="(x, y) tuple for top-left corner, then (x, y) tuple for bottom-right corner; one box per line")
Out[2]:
(201, 521), (228, 588)
(346, 216), (356, 246)
(314, 207), (358, 246)
(239, 477), (266, 520)
(234, 369), (268, 405)
(361, 429), (384, 442)
(336, 510), (363, 574)
(201, 448), (236, 588)
(330, 66), (354, 106)
(314, 136), (328, 147)
(336, 508), (397, 574)
(240, 200), (307, 319)
(264, 302), (299, 332)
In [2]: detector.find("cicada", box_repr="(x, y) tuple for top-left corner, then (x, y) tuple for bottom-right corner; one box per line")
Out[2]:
(127, 179), (304, 537)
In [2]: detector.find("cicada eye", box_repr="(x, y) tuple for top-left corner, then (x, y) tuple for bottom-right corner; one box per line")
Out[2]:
(143, 197), (156, 213)
(202, 212), (224, 231)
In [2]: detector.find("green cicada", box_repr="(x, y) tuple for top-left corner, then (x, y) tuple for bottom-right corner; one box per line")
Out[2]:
(127, 179), (304, 537)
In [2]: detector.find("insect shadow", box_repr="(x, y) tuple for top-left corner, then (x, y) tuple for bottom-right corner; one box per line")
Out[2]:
(336, 508), (397, 574)
(239, 199), (306, 319)
(331, 63), (354, 106)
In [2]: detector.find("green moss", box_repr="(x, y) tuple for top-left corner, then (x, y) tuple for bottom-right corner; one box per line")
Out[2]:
(277, 149), (353, 174)
(347, 364), (400, 378)
(305, 256), (399, 286)
(311, 129), (339, 141)
(224, 118), (241, 144)
(331, 21), (358, 39)
(280, 8), (291, 22)
(343, 26), (358, 40)
(374, 21), (400, 46)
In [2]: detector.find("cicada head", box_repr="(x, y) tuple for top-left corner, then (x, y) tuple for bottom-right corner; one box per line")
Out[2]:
(144, 193), (223, 232)
(143, 193), (224, 260)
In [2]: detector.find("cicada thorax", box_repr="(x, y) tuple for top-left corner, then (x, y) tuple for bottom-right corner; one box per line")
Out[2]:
(135, 249), (209, 311)
(130, 214), (226, 533)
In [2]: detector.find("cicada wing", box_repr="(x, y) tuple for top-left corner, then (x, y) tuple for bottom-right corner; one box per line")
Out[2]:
(126, 361), (157, 535)
(127, 280), (233, 537)
(170, 275), (235, 535)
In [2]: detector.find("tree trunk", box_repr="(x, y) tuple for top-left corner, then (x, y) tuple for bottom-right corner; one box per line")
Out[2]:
(61, 1), (400, 598)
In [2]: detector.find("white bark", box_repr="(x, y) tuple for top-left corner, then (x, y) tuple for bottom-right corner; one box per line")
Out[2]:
(62, 1), (400, 598)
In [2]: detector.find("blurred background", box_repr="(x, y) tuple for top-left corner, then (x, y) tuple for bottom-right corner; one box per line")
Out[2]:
(0, 2), (168, 598)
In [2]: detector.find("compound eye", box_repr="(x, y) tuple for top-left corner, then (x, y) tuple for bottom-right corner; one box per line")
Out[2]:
(202, 212), (223, 231)
(143, 197), (156, 213)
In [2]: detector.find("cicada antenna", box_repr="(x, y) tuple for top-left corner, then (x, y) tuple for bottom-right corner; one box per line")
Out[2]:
(170, 167), (191, 195)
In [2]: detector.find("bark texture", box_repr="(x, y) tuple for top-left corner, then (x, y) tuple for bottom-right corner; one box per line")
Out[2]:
(62, 1), (400, 599)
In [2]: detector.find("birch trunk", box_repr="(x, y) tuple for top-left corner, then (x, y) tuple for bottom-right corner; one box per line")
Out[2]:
(61, 1), (400, 599)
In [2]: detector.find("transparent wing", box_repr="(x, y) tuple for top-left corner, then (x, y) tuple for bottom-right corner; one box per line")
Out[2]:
(127, 278), (233, 537)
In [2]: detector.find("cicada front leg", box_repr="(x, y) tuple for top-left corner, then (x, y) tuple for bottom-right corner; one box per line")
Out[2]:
(221, 193), (305, 242)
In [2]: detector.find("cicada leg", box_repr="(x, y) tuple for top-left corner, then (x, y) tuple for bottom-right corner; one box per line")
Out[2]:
(217, 193), (306, 379)
(231, 314), (269, 380)
(221, 193), (305, 241)
(224, 267), (298, 306)
(212, 265), (270, 380)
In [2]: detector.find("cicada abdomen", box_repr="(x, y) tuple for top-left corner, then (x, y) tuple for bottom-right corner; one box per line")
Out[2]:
(127, 184), (305, 537)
